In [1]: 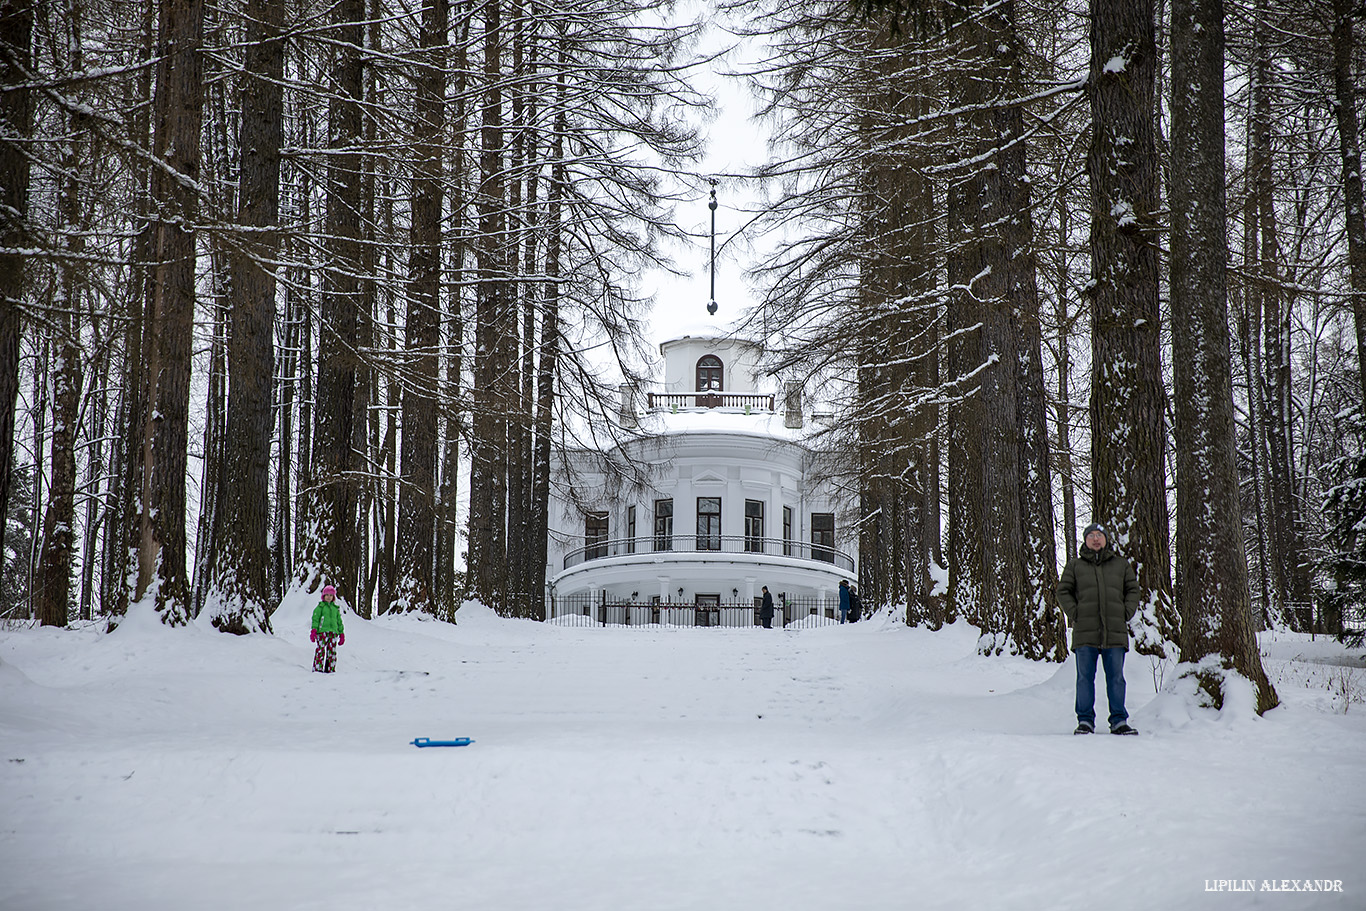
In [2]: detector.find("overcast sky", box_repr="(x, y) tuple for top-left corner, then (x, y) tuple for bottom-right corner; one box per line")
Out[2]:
(642, 3), (773, 351)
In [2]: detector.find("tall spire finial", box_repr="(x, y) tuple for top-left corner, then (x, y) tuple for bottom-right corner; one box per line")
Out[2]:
(707, 183), (719, 316)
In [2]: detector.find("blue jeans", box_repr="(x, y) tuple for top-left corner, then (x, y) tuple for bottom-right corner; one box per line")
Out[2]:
(1075, 646), (1127, 729)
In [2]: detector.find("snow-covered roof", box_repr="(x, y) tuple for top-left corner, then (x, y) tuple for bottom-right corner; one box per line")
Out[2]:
(631, 406), (812, 444)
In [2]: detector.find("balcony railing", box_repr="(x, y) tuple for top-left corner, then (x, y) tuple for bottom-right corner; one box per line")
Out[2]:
(646, 392), (775, 412)
(562, 534), (854, 573)
(547, 595), (840, 627)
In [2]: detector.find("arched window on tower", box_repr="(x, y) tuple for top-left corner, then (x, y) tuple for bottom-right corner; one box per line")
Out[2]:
(696, 355), (723, 392)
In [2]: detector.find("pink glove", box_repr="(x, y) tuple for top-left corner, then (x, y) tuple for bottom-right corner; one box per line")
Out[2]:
(339, 633), (345, 646)
(310, 629), (317, 642)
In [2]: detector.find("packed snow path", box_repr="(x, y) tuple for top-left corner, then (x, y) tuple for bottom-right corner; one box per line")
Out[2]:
(2, 600), (1363, 910)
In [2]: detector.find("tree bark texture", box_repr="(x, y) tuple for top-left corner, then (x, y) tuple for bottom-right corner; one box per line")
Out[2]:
(36, 131), (83, 628)
(209, 0), (284, 634)
(138, 0), (205, 626)
(1169, 0), (1277, 712)
(856, 20), (940, 627)
(300, 0), (365, 601)
(1086, 0), (1178, 657)
(1330, 0), (1366, 405)
(469, 0), (513, 613)
(393, 0), (447, 615)
(528, 41), (569, 625)
(999, 7), (1065, 662)
(949, 4), (1026, 656)
(1246, 31), (1311, 628)
(0, 0), (31, 575)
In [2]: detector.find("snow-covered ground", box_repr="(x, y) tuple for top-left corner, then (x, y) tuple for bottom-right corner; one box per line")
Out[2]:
(2, 597), (1364, 911)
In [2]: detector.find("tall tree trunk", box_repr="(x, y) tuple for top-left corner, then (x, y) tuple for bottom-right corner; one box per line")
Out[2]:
(948, 4), (1026, 657)
(353, 0), (383, 621)
(393, 0), (448, 615)
(1330, 0), (1366, 405)
(1000, 2), (1064, 661)
(274, 277), (298, 600)
(1246, 26), (1311, 628)
(208, 0), (285, 633)
(0, 0), (32, 569)
(193, 299), (226, 618)
(530, 52), (568, 624)
(945, 172), (986, 634)
(1234, 207), (1273, 627)
(138, 0), (205, 626)
(36, 123), (83, 628)
(1052, 203), (1079, 562)
(469, 0), (512, 613)
(856, 87), (904, 620)
(435, 7), (471, 617)
(109, 0), (158, 626)
(80, 366), (107, 621)
(513, 9), (544, 618)
(1169, 0), (1277, 712)
(504, 0), (529, 615)
(298, 0), (364, 602)
(1086, 0), (1178, 656)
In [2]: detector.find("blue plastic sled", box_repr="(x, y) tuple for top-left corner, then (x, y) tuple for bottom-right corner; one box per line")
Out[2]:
(411, 737), (473, 748)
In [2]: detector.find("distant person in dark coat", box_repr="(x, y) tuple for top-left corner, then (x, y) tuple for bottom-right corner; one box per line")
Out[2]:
(760, 586), (775, 628)
(1058, 523), (1140, 735)
(838, 580), (851, 623)
(848, 586), (862, 622)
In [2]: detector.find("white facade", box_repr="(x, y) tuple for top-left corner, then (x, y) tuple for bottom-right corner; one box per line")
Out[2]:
(546, 334), (856, 617)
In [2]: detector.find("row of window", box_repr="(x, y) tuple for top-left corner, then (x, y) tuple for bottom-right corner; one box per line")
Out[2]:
(585, 499), (835, 561)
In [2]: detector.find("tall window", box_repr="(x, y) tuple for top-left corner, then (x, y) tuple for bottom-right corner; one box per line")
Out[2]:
(697, 496), (721, 551)
(626, 505), (636, 554)
(745, 499), (764, 552)
(783, 505), (793, 557)
(654, 499), (673, 551)
(696, 355), (723, 392)
(811, 512), (835, 563)
(585, 512), (609, 560)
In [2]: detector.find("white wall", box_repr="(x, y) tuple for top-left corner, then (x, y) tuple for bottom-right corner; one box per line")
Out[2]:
(658, 336), (764, 394)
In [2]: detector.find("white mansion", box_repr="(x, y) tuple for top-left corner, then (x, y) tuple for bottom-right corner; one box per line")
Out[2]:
(545, 332), (857, 624)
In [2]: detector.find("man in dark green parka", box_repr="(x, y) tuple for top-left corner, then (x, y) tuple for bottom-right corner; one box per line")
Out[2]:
(1057, 523), (1140, 735)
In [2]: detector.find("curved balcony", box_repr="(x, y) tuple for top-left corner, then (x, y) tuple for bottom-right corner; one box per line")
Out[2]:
(646, 392), (775, 412)
(562, 534), (854, 574)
